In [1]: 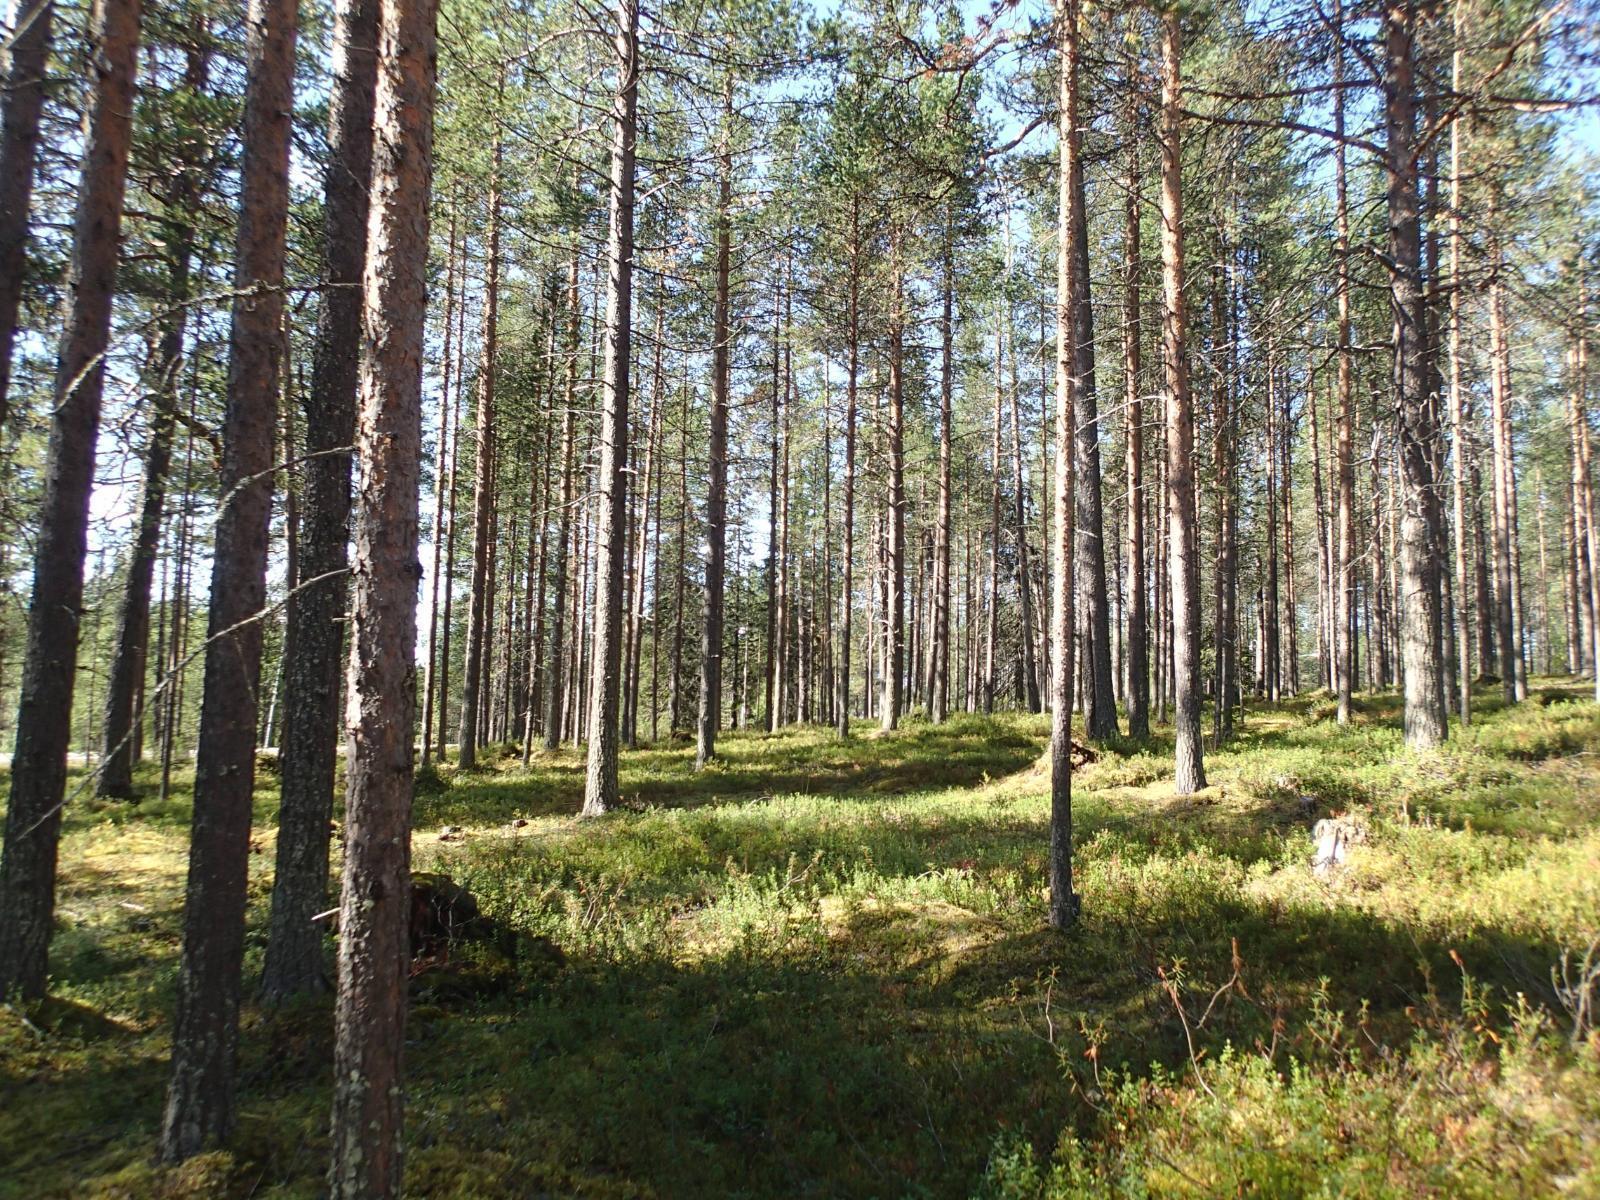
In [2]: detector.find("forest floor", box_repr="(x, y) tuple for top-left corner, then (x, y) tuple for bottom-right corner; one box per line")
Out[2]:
(3, 683), (1600, 1198)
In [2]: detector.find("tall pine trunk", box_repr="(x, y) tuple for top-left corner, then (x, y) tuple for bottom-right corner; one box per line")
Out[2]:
(162, 0), (296, 1156)
(263, 0), (378, 1004)
(1159, 7), (1206, 795)
(0, 0), (141, 1002)
(581, 0), (638, 816)
(328, 0), (437, 1189)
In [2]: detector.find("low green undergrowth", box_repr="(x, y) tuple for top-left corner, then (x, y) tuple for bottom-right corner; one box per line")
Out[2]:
(3, 682), (1598, 1197)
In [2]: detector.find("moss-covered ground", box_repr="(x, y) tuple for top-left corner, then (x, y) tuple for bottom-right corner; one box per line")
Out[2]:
(3, 683), (1599, 1197)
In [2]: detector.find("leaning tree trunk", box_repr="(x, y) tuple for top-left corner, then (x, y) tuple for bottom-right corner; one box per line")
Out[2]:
(1159, 7), (1206, 795)
(0, 0), (140, 1003)
(581, 0), (638, 817)
(262, 0), (378, 1005)
(696, 81), (732, 769)
(1049, 0), (1082, 930)
(328, 0), (436, 1191)
(0, 0), (55, 424)
(161, 0), (296, 1158)
(1382, 0), (1448, 749)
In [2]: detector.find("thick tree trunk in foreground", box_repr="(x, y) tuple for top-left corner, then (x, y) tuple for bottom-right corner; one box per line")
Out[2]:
(162, 0), (296, 1157)
(1049, 0), (1081, 930)
(0, 0), (55, 423)
(328, 0), (436, 1191)
(263, 0), (378, 1004)
(0, 0), (140, 1003)
(581, 0), (638, 817)
(1159, 8), (1206, 795)
(1382, 0), (1447, 749)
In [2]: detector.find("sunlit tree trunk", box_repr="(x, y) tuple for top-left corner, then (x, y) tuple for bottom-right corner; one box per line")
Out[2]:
(582, 0), (639, 816)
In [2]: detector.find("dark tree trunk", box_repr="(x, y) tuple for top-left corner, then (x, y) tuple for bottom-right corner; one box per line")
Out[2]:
(262, 0), (378, 1005)
(0, 0), (54, 423)
(328, 0), (436, 1190)
(99, 25), (209, 797)
(0, 0), (141, 1003)
(161, 0), (296, 1157)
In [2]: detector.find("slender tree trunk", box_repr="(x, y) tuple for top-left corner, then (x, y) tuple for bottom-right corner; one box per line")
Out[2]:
(262, 0), (378, 1004)
(1334, 0), (1357, 724)
(1122, 93), (1149, 739)
(1005, 293), (1041, 715)
(457, 130), (503, 768)
(1382, 0), (1447, 747)
(881, 254), (905, 732)
(581, 0), (637, 816)
(328, 0), (436, 1189)
(985, 317), (1002, 715)
(161, 0), (295, 1155)
(543, 246), (580, 750)
(1159, 9), (1206, 794)
(697, 82), (732, 768)
(0, 0), (140, 1002)
(1049, 0), (1082, 930)
(837, 214), (859, 739)
(1072, 165), (1116, 739)
(423, 196), (460, 763)
(1447, 39), (1471, 719)
(930, 216), (953, 724)
(0, 0), (54, 424)
(99, 31), (207, 797)
(1487, 220), (1523, 704)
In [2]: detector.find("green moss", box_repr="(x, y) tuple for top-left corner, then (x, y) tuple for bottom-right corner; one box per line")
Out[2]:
(3, 687), (1598, 1197)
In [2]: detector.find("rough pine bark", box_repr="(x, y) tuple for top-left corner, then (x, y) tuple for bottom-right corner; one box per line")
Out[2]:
(1381, 0), (1448, 748)
(0, 0), (54, 422)
(327, 0), (436, 1190)
(262, 0), (379, 1004)
(0, 0), (140, 1002)
(161, 0), (296, 1157)
(1159, 7), (1206, 795)
(581, 0), (638, 817)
